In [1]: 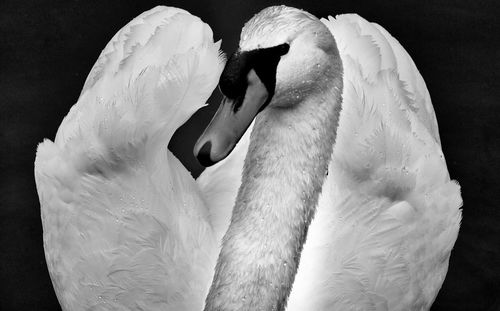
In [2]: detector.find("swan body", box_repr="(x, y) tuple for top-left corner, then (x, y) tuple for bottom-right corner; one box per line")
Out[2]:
(34, 5), (462, 311)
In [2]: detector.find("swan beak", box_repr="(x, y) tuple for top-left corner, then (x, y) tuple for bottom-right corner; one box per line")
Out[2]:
(194, 69), (268, 167)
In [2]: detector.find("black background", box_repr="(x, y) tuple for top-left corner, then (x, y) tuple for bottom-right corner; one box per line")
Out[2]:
(1, 0), (499, 310)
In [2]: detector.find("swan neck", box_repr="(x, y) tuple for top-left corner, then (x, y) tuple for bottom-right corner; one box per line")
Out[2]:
(204, 83), (342, 311)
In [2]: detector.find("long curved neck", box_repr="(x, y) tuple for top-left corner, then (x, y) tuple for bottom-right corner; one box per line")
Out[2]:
(204, 80), (342, 310)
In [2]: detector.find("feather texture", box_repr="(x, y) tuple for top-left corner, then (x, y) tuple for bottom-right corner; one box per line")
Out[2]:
(285, 14), (462, 311)
(34, 6), (461, 311)
(35, 6), (224, 310)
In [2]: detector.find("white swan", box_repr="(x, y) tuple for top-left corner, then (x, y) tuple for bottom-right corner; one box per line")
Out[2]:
(34, 5), (462, 311)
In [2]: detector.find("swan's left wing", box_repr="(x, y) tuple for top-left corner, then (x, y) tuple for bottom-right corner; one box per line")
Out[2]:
(35, 6), (224, 310)
(287, 14), (462, 311)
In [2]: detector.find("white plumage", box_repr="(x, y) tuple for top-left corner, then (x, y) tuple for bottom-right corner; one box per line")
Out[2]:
(34, 6), (462, 311)
(286, 15), (461, 310)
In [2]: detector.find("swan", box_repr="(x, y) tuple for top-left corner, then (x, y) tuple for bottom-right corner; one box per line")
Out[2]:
(34, 5), (462, 311)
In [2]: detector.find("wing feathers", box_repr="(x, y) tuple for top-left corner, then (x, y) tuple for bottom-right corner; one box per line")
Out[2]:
(289, 14), (463, 311)
(35, 6), (223, 310)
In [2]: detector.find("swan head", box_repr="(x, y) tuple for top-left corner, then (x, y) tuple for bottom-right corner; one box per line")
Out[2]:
(194, 5), (341, 166)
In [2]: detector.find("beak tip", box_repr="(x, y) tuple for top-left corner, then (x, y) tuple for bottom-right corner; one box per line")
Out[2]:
(195, 141), (216, 167)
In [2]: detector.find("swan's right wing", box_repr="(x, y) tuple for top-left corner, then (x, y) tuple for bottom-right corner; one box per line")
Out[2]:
(35, 7), (224, 310)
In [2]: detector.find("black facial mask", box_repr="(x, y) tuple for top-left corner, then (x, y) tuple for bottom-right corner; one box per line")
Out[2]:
(219, 43), (290, 112)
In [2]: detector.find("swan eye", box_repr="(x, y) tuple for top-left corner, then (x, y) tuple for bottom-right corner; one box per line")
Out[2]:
(251, 43), (289, 92)
(219, 43), (290, 109)
(219, 51), (251, 99)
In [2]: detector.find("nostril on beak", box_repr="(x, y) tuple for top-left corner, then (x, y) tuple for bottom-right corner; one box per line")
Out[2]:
(196, 141), (216, 167)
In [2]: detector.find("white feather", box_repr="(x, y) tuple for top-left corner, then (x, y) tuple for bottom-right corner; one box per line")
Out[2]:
(286, 15), (461, 311)
(34, 6), (461, 311)
(35, 6), (224, 310)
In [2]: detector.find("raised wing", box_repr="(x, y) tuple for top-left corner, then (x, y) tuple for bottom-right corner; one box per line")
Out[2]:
(34, 6), (224, 310)
(287, 14), (462, 310)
